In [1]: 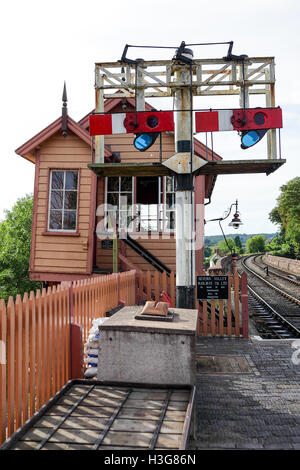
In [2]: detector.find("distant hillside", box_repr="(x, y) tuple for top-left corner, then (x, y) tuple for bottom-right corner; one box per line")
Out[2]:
(204, 233), (277, 247)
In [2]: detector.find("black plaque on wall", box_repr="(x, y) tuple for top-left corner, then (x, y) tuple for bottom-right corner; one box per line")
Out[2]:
(196, 275), (229, 300)
(101, 239), (113, 250)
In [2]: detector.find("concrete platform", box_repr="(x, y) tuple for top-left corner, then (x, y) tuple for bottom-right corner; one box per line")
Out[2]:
(189, 336), (300, 450)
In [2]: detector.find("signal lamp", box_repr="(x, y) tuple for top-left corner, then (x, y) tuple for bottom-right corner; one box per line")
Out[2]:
(133, 132), (159, 151)
(147, 115), (159, 128)
(240, 129), (268, 149)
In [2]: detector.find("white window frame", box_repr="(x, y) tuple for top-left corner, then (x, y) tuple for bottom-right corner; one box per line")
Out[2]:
(104, 175), (176, 234)
(163, 176), (176, 233)
(47, 169), (79, 232)
(136, 176), (162, 233)
(105, 176), (134, 233)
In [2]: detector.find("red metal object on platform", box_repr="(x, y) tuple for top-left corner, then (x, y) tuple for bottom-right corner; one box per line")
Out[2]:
(160, 290), (173, 307)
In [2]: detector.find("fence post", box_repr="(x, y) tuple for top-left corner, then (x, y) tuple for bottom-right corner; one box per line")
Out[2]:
(68, 282), (83, 379)
(0, 299), (7, 445)
(134, 270), (139, 305)
(241, 272), (249, 338)
(117, 273), (121, 305)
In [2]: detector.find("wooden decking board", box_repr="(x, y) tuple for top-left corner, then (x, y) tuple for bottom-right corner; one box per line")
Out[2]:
(123, 398), (165, 409)
(1, 380), (195, 450)
(42, 443), (94, 450)
(167, 401), (189, 411)
(34, 415), (109, 430)
(170, 391), (190, 401)
(80, 396), (124, 407)
(160, 420), (184, 434)
(164, 410), (187, 421)
(128, 391), (168, 401)
(72, 406), (117, 417)
(33, 415), (66, 428)
(110, 418), (158, 432)
(102, 430), (153, 447)
(156, 433), (182, 448)
(60, 417), (109, 430)
(48, 428), (101, 444)
(20, 428), (51, 442)
(117, 408), (162, 420)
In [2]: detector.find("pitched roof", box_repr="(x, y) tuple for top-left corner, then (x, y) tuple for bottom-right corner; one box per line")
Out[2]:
(15, 115), (113, 163)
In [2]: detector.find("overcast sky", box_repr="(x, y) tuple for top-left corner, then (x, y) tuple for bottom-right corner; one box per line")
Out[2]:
(1, 0), (299, 236)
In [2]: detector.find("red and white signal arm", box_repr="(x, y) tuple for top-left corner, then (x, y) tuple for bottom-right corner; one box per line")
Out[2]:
(89, 111), (174, 136)
(89, 108), (282, 136)
(195, 108), (283, 133)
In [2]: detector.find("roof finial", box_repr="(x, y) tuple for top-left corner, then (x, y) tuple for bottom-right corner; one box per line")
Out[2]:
(62, 81), (68, 138)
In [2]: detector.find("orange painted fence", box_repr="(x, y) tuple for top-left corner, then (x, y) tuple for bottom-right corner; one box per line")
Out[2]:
(0, 268), (247, 445)
(137, 270), (176, 307)
(72, 271), (136, 346)
(0, 270), (136, 445)
(0, 286), (70, 445)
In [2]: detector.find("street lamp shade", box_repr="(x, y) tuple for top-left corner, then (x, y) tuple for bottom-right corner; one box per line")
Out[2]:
(228, 212), (243, 229)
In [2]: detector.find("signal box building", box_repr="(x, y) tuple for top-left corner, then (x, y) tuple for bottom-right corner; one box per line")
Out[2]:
(16, 95), (221, 284)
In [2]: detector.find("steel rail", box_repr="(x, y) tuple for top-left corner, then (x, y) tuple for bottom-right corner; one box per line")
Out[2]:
(238, 255), (300, 339)
(253, 255), (300, 287)
(242, 255), (300, 307)
(247, 283), (300, 338)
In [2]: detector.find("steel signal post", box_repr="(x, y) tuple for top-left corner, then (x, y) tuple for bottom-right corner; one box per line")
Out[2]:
(173, 49), (196, 309)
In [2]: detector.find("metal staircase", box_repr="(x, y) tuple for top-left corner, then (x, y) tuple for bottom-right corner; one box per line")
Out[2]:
(123, 234), (171, 276)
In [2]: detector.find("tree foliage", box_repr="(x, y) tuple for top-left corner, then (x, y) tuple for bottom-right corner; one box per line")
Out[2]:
(245, 235), (266, 254)
(234, 235), (244, 254)
(268, 177), (300, 259)
(217, 237), (236, 255)
(204, 246), (212, 258)
(0, 194), (41, 300)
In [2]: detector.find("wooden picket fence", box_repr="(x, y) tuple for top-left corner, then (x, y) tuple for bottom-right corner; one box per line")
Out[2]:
(136, 269), (248, 339)
(0, 270), (136, 445)
(0, 286), (70, 445)
(72, 271), (136, 345)
(137, 270), (176, 306)
(197, 271), (249, 338)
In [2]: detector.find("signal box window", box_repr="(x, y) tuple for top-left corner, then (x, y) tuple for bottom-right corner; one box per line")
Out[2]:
(105, 176), (175, 233)
(136, 176), (159, 232)
(164, 176), (175, 231)
(106, 176), (133, 231)
(48, 170), (79, 231)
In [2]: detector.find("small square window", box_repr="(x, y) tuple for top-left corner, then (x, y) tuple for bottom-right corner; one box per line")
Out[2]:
(48, 170), (79, 232)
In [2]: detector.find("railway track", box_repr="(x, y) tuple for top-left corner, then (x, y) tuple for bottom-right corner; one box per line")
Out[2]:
(253, 254), (300, 291)
(238, 255), (300, 339)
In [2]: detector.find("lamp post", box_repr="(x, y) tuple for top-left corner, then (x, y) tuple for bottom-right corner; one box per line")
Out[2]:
(205, 199), (243, 276)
